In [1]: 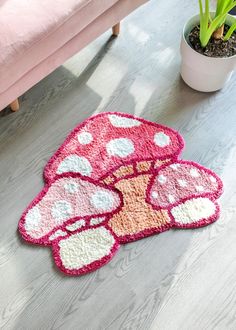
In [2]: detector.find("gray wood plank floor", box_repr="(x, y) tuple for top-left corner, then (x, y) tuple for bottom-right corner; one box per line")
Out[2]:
(1, 1), (236, 329)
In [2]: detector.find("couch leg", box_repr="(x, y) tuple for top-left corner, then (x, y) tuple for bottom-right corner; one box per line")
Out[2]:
(10, 98), (20, 112)
(112, 23), (120, 36)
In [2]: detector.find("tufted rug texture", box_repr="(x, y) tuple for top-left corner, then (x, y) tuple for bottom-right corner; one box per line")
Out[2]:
(18, 112), (223, 276)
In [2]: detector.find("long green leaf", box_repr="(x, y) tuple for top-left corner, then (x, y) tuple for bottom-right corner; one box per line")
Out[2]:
(205, 0), (209, 23)
(199, 0), (203, 17)
(223, 1), (236, 14)
(221, 0), (233, 13)
(219, 0), (234, 14)
(216, 0), (225, 16)
(224, 21), (236, 40)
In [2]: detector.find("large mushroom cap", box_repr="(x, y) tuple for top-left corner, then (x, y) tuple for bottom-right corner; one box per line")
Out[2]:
(147, 160), (223, 210)
(19, 173), (122, 244)
(44, 112), (184, 182)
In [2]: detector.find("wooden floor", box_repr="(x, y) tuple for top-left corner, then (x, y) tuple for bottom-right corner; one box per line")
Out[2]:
(1, 1), (236, 329)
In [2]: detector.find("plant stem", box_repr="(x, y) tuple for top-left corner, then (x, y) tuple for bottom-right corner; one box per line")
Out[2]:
(213, 24), (224, 39)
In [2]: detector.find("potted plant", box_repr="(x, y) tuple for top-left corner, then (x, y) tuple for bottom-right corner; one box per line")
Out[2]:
(180, 0), (236, 92)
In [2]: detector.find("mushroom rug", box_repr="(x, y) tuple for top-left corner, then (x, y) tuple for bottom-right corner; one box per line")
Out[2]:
(18, 112), (223, 276)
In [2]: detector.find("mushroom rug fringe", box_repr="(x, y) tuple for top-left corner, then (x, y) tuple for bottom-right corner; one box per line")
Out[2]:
(18, 112), (223, 276)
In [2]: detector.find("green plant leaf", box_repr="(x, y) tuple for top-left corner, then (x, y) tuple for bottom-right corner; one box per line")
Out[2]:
(224, 21), (236, 40)
(216, 0), (226, 16)
(224, 1), (236, 14)
(199, 0), (203, 17)
(216, 0), (235, 16)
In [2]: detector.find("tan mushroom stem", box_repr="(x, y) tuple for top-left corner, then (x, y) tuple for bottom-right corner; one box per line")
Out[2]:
(108, 173), (170, 237)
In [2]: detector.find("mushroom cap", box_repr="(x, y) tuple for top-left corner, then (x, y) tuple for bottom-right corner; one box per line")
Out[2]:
(44, 112), (184, 182)
(19, 173), (122, 244)
(147, 160), (223, 210)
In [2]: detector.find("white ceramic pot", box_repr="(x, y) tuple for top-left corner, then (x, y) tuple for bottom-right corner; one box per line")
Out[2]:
(180, 14), (236, 92)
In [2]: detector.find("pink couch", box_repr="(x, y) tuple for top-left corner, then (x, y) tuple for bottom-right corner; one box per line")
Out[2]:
(0, 0), (148, 111)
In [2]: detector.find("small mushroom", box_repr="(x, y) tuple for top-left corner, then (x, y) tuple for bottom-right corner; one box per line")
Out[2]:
(44, 112), (184, 182)
(19, 173), (122, 245)
(147, 160), (223, 226)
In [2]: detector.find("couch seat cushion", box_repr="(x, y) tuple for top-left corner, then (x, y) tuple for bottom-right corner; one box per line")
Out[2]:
(0, 0), (119, 93)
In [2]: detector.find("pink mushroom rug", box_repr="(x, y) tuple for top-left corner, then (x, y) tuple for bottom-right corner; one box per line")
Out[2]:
(18, 112), (223, 276)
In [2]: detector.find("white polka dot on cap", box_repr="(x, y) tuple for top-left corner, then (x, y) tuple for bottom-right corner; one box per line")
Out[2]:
(90, 190), (115, 211)
(210, 175), (216, 183)
(177, 179), (187, 187)
(190, 168), (200, 177)
(51, 200), (72, 221)
(77, 132), (93, 145)
(154, 132), (170, 147)
(168, 194), (175, 203)
(25, 206), (41, 233)
(108, 114), (142, 128)
(106, 138), (135, 158)
(196, 185), (204, 192)
(151, 191), (158, 199)
(157, 174), (167, 184)
(64, 181), (79, 194)
(57, 155), (92, 176)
